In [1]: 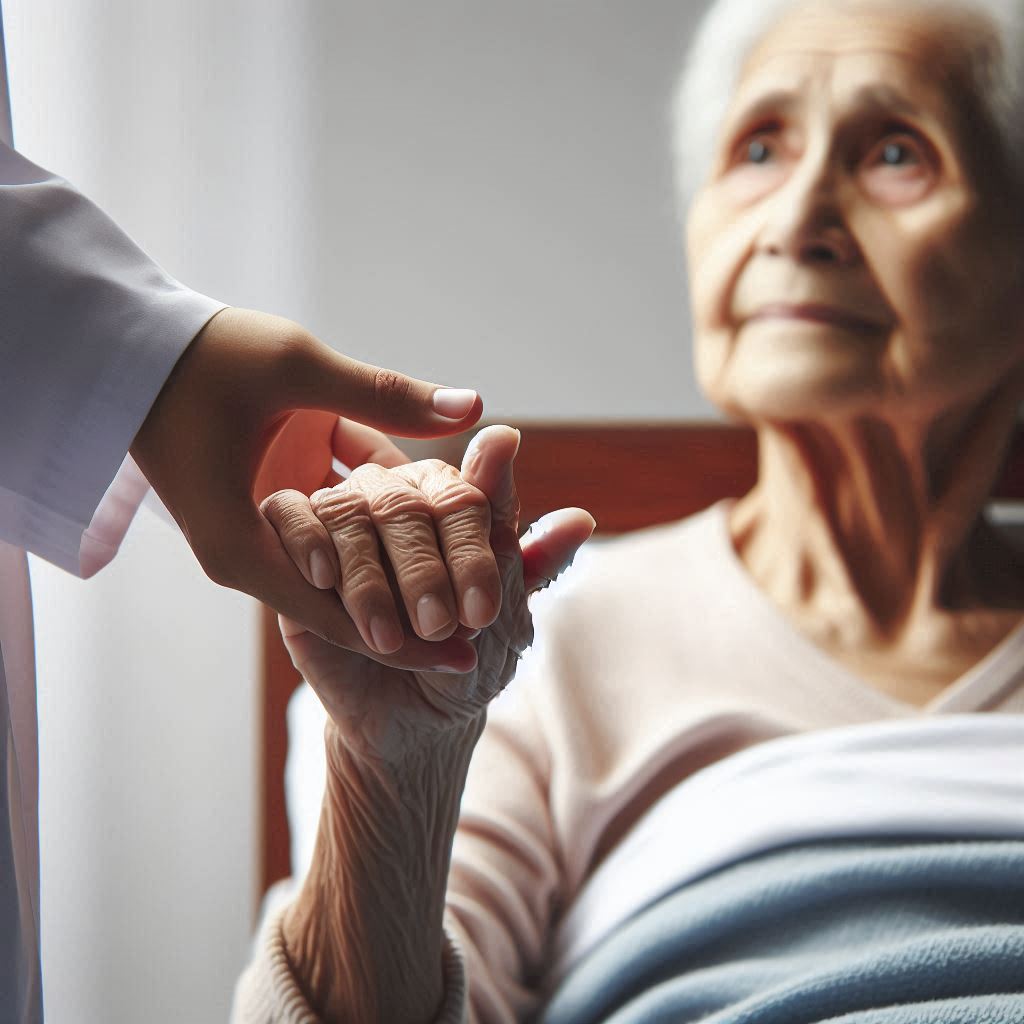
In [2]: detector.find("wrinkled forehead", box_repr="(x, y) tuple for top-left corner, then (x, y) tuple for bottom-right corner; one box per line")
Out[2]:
(748, 2), (989, 64)
(736, 2), (991, 112)
(727, 48), (954, 124)
(716, 2), (1004, 181)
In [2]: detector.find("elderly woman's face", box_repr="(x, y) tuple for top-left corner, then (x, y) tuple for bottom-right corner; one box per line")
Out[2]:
(686, 4), (1024, 425)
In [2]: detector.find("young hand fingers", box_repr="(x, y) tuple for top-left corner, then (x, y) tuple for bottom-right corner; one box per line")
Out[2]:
(332, 418), (411, 471)
(520, 507), (597, 594)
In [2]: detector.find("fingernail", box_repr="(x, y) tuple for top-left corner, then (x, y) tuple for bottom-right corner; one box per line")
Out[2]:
(463, 586), (495, 628)
(417, 593), (452, 637)
(370, 614), (403, 655)
(308, 549), (335, 589)
(432, 388), (478, 420)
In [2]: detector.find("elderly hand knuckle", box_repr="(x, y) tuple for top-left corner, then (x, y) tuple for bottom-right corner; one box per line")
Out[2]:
(370, 487), (428, 521)
(346, 463), (379, 484)
(444, 523), (493, 562)
(309, 487), (340, 520)
(258, 492), (279, 518)
(313, 488), (369, 528)
(343, 569), (388, 602)
(261, 489), (298, 518)
(398, 557), (447, 592)
(280, 510), (319, 544)
(434, 486), (489, 524)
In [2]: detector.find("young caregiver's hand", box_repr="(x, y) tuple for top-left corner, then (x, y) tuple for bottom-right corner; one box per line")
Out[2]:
(129, 306), (483, 658)
(263, 425), (596, 760)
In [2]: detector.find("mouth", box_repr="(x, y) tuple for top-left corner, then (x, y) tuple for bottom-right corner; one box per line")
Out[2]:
(747, 303), (886, 334)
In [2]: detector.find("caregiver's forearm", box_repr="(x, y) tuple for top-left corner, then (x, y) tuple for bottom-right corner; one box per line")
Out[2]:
(282, 715), (485, 1024)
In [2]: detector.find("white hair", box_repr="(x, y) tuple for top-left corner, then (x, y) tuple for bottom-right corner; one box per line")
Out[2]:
(672, 0), (1024, 207)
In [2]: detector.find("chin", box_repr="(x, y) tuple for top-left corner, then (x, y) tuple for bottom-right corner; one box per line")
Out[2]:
(695, 329), (890, 424)
(701, 367), (889, 424)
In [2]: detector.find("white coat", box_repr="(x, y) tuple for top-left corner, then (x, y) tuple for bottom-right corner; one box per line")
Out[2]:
(0, 6), (226, 1019)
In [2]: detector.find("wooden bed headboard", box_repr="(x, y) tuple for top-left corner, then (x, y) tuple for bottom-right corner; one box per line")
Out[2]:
(257, 420), (1024, 903)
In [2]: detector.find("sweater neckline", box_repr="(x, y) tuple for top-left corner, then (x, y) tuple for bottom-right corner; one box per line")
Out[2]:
(700, 499), (1024, 716)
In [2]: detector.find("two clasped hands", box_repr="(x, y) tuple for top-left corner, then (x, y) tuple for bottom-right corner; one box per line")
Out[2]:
(266, 422), (595, 766)
(131, 306), (594, 768)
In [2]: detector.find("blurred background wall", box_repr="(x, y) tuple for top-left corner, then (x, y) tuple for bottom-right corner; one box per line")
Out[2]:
(6, 1), (713, 1020)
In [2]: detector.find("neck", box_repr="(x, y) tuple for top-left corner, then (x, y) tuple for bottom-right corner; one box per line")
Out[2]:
(730, 386), (1024, 694)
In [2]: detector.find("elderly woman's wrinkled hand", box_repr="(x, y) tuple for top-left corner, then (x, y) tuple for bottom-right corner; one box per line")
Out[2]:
(261, 425), (595, 765)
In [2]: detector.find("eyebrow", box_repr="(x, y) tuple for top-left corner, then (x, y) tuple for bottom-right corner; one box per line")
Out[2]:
(724, 89), (801, 133)
(723, 80), (927, 143)
(846, 84), (923, 120)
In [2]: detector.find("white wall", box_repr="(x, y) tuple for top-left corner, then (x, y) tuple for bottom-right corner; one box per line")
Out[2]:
(285, 1), (717, 421)
(7, 1), (713, 1021)
(29, 516), (257, 1024)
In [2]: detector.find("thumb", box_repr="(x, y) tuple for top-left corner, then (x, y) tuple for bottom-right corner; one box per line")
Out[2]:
(521, 508), (596, 593)
(287, 336), (483, 438)
(461, 424), (522, 530)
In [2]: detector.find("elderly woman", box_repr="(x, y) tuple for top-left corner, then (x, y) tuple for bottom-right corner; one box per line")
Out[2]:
(234, 0), (1024, 1020)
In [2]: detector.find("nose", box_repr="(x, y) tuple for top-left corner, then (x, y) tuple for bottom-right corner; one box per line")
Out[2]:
(758, 159), (860, 267)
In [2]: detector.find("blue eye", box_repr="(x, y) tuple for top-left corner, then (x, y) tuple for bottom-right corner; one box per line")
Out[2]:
(871, 134), (925, 170)
(747, 138), (772, 164)
(861, 131), (935, 203)
(881, 141), (909, 165)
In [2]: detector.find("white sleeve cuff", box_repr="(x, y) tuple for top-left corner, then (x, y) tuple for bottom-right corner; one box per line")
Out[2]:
(0, 141), (226, 574)
(77, 454), (151, 577)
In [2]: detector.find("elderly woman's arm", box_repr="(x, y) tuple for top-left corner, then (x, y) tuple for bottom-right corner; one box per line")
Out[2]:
(234, 667), (565, 1024)
(232, 426), (593, 1024)
(280, 711), (483, 1023)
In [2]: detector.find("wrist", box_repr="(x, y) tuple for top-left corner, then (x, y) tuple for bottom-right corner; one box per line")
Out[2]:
(283, 714), (484, 1024)
(324, 707), (486, 778)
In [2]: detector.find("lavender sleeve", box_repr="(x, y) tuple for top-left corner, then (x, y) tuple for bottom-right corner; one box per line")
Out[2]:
(0, 141), (226, 575)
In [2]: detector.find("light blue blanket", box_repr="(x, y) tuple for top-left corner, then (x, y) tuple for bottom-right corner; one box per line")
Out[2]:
(539, 839), (1024, 1024)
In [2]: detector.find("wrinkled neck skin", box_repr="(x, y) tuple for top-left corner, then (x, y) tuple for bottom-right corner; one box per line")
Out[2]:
(730, 378), (1024, 704)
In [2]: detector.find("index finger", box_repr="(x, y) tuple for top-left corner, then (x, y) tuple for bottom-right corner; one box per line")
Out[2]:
(284, 335), (484, 438)
(332, 418), (412, 472)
